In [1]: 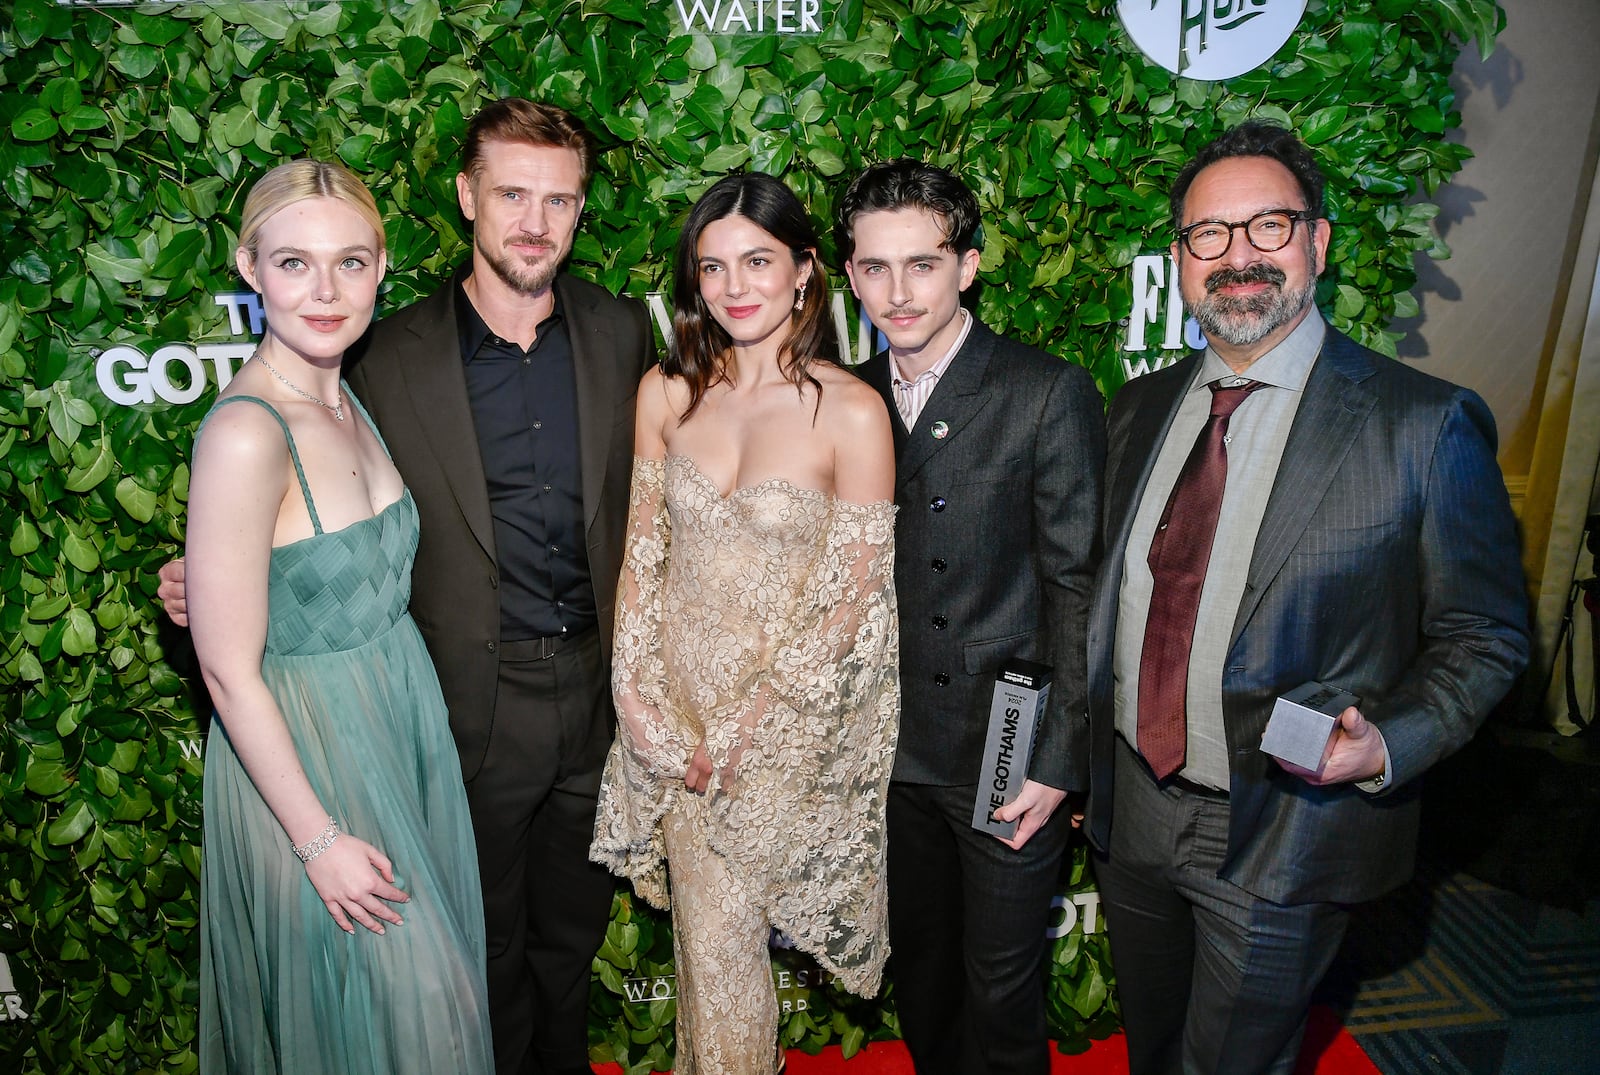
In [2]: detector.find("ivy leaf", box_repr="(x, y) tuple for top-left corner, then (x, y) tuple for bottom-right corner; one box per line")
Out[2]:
(11, 517), (41, 556)
(25, 759), (70, 797)
(66, 440), (115, 492)
(62, 608), (97, 657)
(368, 61), (409, 104)
(62, 528), (101, 573)
(115, 477), (158, 523)
(12, 108), (60, 142)
(702, 144), (751, 173)
(151, 230), (207, 279)
(48, 801), (96, 846)
(924, 59), (975, 97)
(168, 105), (202, 144)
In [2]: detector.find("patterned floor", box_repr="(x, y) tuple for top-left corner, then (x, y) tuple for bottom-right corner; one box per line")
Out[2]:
(1319, 726), (1600, 1075)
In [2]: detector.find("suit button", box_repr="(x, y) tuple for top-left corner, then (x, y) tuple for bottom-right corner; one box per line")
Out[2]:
(486, 641), (497, 653)
(934, 672), (950, 687)
(930, 496), (946, 512)
(932, 615), (948, 630)
(931, 558), (947, 573)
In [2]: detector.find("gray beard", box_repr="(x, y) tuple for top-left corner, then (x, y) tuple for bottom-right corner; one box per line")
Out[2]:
(1191, 258), (1317, 348)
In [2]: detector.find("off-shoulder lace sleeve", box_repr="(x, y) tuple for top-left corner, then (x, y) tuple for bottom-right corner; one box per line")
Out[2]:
(590, 457), (689, 909)
(610, 457), (694, 778)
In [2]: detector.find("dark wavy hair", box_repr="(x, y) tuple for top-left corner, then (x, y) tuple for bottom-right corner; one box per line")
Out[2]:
(669, 173), (837, 420)
(1169, 120), (1327, 230)
(834, 158), (982, 262)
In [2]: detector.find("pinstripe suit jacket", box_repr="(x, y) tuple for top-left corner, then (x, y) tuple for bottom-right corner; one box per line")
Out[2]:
(1085, 326), (1530, 904)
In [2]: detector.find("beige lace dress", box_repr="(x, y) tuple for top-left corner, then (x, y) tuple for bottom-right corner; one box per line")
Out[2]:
(591, 454), (899, 1074)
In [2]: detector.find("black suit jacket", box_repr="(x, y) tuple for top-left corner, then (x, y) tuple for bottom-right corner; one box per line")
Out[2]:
(1086, 326), (1530, 903)
(858, 319), (1105, 791)
(345, 270), (654, 781)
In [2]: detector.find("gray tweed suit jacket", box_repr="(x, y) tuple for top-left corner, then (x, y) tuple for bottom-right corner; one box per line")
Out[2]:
(858, 318), (1106, 792)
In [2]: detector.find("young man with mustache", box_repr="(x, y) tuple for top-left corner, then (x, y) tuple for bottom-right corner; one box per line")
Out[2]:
(1084, 121), (1529, 1075)
(837, 160), (1106, 1075)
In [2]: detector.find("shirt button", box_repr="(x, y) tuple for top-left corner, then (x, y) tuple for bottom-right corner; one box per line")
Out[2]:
(930, 496), (946, 512)
(931, 558), (947, 573)
(932, 616), (948, 630)
(934, 672), (950, 687)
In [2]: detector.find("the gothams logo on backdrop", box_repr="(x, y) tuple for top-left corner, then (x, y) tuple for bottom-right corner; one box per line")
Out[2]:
(1118, 0), (1307, 80)
(94, 293), (261, 407)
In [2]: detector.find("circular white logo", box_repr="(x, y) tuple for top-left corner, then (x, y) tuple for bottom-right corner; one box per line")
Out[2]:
(1118, 0), (1306, 81)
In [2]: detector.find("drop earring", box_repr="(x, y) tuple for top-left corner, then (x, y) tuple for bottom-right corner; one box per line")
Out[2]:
(794, 283), (806, 311)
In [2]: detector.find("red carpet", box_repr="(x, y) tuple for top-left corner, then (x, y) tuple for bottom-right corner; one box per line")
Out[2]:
(594, 1003), (1379, 1073)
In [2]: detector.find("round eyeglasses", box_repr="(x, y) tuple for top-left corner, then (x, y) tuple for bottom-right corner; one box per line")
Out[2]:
(1175, 209), (1315, 261)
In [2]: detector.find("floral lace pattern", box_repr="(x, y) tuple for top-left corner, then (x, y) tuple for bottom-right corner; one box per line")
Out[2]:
(592, 454), (900, 999)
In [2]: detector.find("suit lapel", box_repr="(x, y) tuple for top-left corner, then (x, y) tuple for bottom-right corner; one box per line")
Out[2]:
(895, 320), (996, 484)
(858, 355), (909, 456)
(394, 284), (497, 562)
(1229, 333), (1378, 644)
(560, 275), (618, 532)
(1103, 356), (1196, 563)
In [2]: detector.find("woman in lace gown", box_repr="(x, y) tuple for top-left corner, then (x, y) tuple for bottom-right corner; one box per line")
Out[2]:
(590, 173), (899, 1073)
(187, 161), (492, 1074)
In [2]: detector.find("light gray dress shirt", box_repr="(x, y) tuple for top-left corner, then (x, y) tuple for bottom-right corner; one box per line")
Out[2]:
(1114, 312), (1325, 789)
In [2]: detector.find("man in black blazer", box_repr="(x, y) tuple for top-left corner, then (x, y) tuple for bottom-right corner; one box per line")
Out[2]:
(162, 101), (648, 1072)
(837, 161), (1105, 1075)
(1085, 122), (1530, 1075)
(346, 101), (651, 1075)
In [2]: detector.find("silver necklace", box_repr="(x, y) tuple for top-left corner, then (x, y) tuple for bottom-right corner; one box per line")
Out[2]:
(252, 352), (344, 421)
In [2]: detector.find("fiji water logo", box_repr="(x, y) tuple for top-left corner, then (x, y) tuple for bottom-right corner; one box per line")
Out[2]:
(1118, 0), (1307, 80)
(0, 954), (31, 1022)
(671, 0), (822, 34)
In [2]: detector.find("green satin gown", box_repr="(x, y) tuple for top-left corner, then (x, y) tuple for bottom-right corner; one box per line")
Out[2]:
(196, 395), (492, 1074)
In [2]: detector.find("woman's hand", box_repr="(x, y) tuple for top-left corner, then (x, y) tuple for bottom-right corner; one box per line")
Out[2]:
(685, 742), (713, 794)
(303, 834), (410, 935)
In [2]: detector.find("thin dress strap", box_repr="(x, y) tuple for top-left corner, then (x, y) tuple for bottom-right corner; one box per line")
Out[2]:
(202, 395), (324, 535)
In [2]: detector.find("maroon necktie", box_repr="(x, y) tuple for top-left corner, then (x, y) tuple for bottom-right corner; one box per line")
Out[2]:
(1137, 380), (1264, 780)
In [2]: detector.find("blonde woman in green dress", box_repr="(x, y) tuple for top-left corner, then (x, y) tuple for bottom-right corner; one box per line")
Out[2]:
(187, 160), (491, 1074)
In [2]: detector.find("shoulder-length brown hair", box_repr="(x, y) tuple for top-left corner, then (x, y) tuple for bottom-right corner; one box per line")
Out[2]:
(668, 173), (838, 419)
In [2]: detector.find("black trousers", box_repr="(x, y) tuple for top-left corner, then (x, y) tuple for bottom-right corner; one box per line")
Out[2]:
(886, 781), (1073, 1075)
(466, 629), (617, 1075)
(1093, 739), (1349, 1075)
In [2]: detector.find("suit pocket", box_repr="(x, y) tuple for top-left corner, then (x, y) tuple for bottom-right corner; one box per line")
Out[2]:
(1293, 518), (1402, 558)
(953, 459), (1023, 487)
(962, 630), (1041, 675)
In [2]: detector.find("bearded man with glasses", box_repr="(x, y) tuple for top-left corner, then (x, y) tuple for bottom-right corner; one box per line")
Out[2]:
(1082, 121), (1530, 1075)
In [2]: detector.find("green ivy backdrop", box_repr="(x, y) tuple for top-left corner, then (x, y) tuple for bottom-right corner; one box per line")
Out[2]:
(0, 0), (1499, 1071)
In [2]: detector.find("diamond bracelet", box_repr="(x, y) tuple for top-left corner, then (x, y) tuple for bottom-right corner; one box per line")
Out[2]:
(292, 817), (341, 863)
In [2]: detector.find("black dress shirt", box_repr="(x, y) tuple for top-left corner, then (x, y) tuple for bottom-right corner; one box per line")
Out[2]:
(456, 281), (595, 640)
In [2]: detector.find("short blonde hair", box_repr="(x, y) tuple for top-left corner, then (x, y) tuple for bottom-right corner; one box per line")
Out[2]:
(237, 160), (385, 262)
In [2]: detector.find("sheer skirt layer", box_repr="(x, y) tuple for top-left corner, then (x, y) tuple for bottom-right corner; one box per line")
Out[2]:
(199, 617), (492, 1075)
